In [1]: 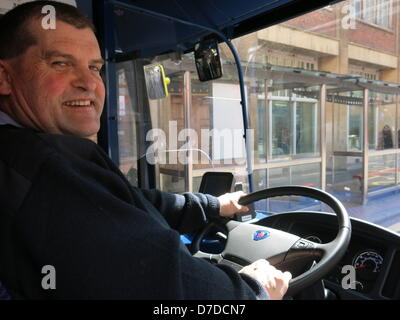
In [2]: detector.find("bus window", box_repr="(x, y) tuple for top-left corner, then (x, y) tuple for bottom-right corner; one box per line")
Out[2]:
(116, 0), (400, 234)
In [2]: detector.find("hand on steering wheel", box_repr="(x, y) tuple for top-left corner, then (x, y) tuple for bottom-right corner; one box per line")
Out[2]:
(239, 259), (292, 299)
(191, 186), (351, 297)
(218, 191), (250, 217)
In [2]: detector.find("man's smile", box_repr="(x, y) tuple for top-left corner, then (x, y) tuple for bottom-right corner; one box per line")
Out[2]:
(63, 99), (95, 107)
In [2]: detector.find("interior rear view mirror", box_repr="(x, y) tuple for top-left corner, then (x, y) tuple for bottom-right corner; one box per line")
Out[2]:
(144, 64), (171, 100)
(194, 39), (223, 82)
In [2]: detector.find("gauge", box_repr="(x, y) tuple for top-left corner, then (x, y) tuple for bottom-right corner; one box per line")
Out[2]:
(305, 235), (322, 244)
(352, 250), (384, 281)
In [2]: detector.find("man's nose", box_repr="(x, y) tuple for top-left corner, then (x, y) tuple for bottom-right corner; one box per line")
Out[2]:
(71, 67), (98, 92)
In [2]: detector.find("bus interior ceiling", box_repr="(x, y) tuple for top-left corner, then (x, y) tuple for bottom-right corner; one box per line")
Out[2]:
(87, 0), (339, 59)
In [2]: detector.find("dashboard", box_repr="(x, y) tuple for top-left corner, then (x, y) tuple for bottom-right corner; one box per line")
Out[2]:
(254, 211), (400, 300)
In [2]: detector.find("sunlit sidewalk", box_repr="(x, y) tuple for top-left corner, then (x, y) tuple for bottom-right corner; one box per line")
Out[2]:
(254, 189), (400, 234)
(332, 189), (400, 233)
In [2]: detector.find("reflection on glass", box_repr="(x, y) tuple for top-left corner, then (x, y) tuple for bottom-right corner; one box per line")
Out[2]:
(148, 73), (187, 193)
(267, 163), (321, 189)
(369, 92), (396, 151)
(117, 62), (139, 187)
(160, 173), (185, 193)
(266, 196), (326, 215)
(271, 101), (291, 157)
(296, 102), (317, 154)
(332, 90), (364, 152)
(193, 176), (202, 193)
(348, 105), (362, 151)
(253, 169), (267, 191)
(269, 167), (290, 188)
(292, 163), (320, 187)
(368, 104), (377, 150)
(268, 88), (319, 159)
(368, 154), (396, 191)
(256, 100), (267, 161)
(328, 156), (363, 194)
(379, 124), (394, 149)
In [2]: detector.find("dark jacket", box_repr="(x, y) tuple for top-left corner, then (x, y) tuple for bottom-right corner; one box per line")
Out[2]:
(0, 125), (266, 300)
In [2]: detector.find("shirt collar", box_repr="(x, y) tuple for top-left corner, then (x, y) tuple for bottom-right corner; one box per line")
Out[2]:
(0, 110), (24, 128)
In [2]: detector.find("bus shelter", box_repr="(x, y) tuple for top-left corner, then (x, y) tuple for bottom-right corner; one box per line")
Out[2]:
(253, 64), (400, 203)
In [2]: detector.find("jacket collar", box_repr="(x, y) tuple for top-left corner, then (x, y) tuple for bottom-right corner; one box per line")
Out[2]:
(0, 110), (24, 128)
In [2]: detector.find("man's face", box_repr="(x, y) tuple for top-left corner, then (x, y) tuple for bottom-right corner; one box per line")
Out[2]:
(5, 19), (105, 138)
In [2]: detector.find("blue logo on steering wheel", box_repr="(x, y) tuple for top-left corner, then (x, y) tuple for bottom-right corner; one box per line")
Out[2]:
(253, 230), (270, 241)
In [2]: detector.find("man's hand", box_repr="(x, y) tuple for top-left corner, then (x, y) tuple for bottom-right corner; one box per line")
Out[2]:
(239, 259), (292, 300)
(218, 191), (250, 217)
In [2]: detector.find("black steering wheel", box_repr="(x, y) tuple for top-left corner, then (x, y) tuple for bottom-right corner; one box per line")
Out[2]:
(191, 186), (352, 297)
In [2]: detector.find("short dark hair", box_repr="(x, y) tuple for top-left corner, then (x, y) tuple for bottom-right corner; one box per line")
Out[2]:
(0, 1), (95, 59)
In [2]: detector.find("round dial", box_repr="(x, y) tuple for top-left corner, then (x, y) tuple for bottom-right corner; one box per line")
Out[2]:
(352, 250), (383, 281)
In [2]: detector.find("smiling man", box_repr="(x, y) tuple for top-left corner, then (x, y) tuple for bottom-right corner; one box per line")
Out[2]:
(0, 1), (290, 300)
(0, 6), (105, 137)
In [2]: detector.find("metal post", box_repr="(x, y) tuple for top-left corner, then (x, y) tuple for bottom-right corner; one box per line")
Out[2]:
(331, 92), (337, 187)
(362, 88), (369, 204)
(396, 94), (399, 185)
(183, 71), (193, 192)
(93, 0), (120, 165)
(264, 80), (270, 192)
(264, 79), (270, 165)
(320, 84), (327, 190)
(225, 39), (254, 192)
(289, 90), (296, 155)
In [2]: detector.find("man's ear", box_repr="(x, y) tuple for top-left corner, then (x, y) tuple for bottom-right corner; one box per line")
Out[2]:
(0, 61), (12, 95)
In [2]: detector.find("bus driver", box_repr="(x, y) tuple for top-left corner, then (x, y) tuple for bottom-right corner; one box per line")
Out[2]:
(0, 1), (291, 300)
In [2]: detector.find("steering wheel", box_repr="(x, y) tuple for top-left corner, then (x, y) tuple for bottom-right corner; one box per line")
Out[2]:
(191, 186), (352, 297)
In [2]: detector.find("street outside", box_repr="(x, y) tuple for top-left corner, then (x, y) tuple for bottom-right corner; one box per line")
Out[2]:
(261, 159), (400, 233)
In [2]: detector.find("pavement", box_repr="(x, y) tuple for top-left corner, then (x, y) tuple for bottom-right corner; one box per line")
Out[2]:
(339, 190), (400, 233)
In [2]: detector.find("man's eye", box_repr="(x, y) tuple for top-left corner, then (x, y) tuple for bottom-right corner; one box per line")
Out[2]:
(90, 65), (102, 72)
(52, 61), (68, 67)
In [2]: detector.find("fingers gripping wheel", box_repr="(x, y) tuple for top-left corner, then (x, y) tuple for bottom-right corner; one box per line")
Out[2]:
(191, 186), (352, 297)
